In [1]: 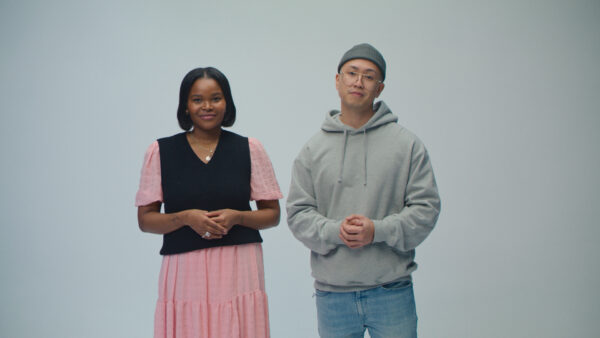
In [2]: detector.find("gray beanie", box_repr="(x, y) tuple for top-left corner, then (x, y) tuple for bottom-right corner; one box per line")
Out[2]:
(337, 43), (386, 81)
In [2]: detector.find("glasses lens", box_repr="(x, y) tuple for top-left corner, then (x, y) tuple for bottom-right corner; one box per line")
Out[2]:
(342, 72), (357, 85)
(341, 72), (378, 88)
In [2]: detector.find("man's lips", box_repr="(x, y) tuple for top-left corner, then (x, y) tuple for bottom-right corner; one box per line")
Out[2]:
(349, 91), (364, 97)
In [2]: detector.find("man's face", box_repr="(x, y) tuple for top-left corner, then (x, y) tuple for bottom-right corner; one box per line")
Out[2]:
(336, 59), (384, 111)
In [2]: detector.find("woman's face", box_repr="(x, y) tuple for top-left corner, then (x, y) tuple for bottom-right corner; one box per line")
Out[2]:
(186, 77), (227, 132)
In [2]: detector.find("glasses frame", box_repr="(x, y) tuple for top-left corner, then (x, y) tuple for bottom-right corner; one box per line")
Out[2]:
(339, 71), (383, 89)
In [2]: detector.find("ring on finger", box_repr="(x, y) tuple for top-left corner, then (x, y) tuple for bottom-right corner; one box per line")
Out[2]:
(203, 231), (211, 238)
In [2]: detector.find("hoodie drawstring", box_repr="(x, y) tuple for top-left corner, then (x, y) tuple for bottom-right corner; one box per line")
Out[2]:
(325, 102), (396, 187)
(363, 130), (368, 186)
(337, 129), (368, 186)
(338, 130), (348, 183)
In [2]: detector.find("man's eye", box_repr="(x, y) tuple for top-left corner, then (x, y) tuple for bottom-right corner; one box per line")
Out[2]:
(364, 75), (375, 81)
(348, 71), (358, 76)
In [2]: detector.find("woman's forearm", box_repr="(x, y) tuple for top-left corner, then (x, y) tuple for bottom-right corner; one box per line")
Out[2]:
(137, 202), (187, 234)
(139, 200), (280, 235)
(238, 200), (281, 230)
(138, 203), (230, 236)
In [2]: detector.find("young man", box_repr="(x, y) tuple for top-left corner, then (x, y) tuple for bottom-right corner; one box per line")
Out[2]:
(287, 43), (441, 338)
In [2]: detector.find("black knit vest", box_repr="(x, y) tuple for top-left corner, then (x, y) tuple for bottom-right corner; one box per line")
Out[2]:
(157, 130), (262, 255)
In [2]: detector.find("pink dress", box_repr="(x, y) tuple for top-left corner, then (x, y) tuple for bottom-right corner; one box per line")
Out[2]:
(136, 137), (283, 338)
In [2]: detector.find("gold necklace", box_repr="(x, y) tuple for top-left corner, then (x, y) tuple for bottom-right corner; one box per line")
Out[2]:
(196, 144), (214, 161)
(188, 133), (218, 162)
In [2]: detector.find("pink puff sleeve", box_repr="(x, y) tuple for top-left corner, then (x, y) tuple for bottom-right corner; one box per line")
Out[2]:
(249, 137), (283, 201)
(135, 141), (164, 206)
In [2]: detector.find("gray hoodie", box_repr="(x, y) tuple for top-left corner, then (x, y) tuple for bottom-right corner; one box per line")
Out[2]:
(287, 101), (441, 292)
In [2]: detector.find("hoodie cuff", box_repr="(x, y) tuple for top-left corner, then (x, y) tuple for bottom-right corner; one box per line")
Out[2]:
(372, 220), (390, 244)
(325, 220), (344, 246)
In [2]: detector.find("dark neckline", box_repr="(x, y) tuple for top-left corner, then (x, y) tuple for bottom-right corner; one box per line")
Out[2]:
(182, 130), (224, 165)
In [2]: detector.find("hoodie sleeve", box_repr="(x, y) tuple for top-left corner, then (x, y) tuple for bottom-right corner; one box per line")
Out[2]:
(286, 145), (345, 255)
(372, 140), (441, 251)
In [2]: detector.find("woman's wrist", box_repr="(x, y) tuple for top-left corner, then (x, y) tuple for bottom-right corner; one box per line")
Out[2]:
(174, 210), (189, 227)
(237, 210), (245, 225)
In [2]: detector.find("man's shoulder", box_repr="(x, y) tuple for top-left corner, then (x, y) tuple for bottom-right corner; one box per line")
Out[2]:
(301, 129), (336, 147)
(375, 121), (424, 145)
(291, 129), (339, 164)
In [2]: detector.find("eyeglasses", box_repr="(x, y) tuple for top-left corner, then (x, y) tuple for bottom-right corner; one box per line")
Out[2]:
(339, 71), (382, 88)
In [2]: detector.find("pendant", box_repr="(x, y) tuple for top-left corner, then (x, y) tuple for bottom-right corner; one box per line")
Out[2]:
(205, 155), (211, 161)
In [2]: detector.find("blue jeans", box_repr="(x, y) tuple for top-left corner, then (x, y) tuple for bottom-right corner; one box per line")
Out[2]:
(315, 280), (417, 338)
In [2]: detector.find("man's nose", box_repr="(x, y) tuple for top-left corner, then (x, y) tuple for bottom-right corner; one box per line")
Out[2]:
(353, 74), (365, 87)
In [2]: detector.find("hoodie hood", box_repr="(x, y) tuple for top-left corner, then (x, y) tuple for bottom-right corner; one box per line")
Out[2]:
(320, 101), (398, 186)
(321, 101), (397, 133)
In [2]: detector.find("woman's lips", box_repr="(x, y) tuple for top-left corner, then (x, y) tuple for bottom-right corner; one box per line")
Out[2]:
(198, 114), (216, 120)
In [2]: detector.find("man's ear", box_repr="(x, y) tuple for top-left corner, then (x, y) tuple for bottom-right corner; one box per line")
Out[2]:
(375, 82), (385, 98)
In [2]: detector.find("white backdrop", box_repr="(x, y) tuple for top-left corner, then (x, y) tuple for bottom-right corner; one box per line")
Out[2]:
(1, 1), (599, 337)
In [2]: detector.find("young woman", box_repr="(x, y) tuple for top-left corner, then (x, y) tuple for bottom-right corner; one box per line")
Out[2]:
(136, 67), (282, 338)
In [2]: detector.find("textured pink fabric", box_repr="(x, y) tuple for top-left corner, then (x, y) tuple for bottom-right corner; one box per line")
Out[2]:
(154, 243), (270, 338)
(135, 141), (163, 206)
(135, 137), (282, 207)
(247, 138), (283, 201)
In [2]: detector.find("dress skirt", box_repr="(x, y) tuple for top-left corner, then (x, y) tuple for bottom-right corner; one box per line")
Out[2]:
(154, 243), (270, 338)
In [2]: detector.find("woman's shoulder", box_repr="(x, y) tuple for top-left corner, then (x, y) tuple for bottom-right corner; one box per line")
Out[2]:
(244, 137), (271, 161)
(247, 136), (261, 146)
(221, 129), (249, 140)
(157, 131), (187, 143)
(221, 130), (262, 148)
(143, 139), (159, 154)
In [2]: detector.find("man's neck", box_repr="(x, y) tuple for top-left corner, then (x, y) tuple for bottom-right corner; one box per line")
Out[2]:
(339, 105), (375, 129)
